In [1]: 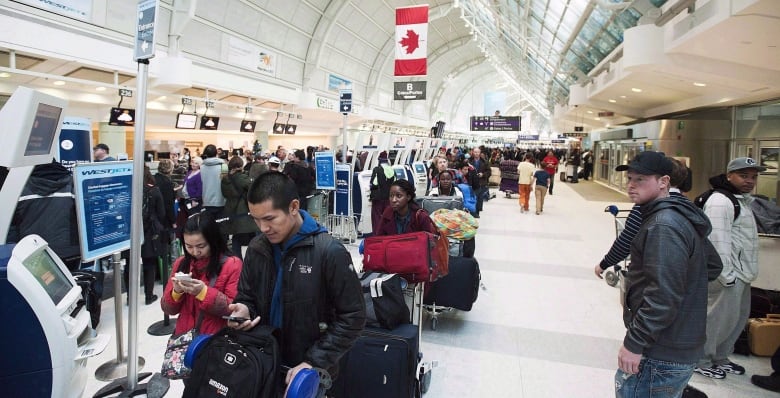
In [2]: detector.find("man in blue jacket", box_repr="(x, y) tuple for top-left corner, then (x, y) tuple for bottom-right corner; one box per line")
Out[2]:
(228, 171), (365, 393)
(613, 151), (712, 398)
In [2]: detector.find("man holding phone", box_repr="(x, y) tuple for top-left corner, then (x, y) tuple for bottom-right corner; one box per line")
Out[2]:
(227, 172), (366, 392)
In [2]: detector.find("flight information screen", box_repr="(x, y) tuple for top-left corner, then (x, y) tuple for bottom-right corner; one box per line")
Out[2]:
(470, 116), (521, 131)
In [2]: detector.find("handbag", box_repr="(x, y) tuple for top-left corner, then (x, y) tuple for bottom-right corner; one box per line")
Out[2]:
(161, 275), (217, 379)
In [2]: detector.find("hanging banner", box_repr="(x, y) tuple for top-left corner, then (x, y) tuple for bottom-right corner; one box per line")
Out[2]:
(59, 117), (93, 170)
(394, 5), (428, 76)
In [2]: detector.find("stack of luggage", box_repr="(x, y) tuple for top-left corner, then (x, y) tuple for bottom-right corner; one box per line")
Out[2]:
(499, 159), (520, 197)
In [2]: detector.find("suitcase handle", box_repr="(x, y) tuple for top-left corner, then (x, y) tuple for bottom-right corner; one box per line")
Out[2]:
(766, 314), (780, 321)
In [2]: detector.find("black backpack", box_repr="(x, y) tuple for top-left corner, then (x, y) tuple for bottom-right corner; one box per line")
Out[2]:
(184, 326), (280, 398)
(693, 188), (740, 221)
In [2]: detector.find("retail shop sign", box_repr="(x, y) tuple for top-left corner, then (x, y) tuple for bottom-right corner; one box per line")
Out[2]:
(134, 0), (159, 61)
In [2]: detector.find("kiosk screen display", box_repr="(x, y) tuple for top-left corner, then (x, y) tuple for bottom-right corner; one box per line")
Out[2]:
(25, 103), (62, 156)
(22, 248), (73, 305)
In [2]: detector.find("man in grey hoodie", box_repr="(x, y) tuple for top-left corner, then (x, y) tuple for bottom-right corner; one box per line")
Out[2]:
(199, 144), (226, 218)
(613, 151), (712, 398)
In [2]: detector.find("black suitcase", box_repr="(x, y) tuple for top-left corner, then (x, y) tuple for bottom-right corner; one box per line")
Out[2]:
(424, 256), (480, 311)
(72, 271), (102, 329)
(331, 324), (420, 398)
(414, 196), (463, 213)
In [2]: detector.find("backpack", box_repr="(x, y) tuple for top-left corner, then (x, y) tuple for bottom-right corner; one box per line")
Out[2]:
(369, 164), (395, 201)
(183, 325), (280, 398)
(694, 188), (740, 221)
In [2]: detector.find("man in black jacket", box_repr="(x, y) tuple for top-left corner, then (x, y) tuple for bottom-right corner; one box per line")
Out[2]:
(228, 172), (365, 392)
(613, 151), (712, 398)
(468, 147), (491, 212)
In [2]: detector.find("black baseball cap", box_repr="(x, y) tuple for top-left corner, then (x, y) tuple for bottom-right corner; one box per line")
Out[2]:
(615, 151), (673, 176)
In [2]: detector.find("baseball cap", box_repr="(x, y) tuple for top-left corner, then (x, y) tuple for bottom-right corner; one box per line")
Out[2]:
(93, 143), (109, 152)
(268, 156), (281, 165)
(727, 157), (766, 173)
(615, 151), (673, 176)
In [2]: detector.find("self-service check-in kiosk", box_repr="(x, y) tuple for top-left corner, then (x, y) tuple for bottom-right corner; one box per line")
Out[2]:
(1, 235), (108, 397)
(412, 161), (429, 196)
(0, 87), (107, 397)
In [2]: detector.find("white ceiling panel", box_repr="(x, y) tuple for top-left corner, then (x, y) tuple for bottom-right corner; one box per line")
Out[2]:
(225, 2), (262, 39)
(196, 0), (229, 25)
(293, 5), (324, 36)
(264, 0), (299, 22)
(256, 16), (289, 49)
(181, 21), (224, 59)
(284, 29), (312, 60)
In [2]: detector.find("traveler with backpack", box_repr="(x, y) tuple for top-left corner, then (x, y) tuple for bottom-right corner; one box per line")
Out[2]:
(695, 157), (766, 380)
(227, 172), (365, 394)
(369, 151), (395, 234)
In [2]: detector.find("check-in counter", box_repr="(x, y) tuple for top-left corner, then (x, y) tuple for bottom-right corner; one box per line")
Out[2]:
(753, 234), (780, 292)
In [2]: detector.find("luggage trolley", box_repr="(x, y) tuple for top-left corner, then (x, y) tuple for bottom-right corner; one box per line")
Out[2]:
(405, 280), (437, 394)
(603, 205), (632, 302)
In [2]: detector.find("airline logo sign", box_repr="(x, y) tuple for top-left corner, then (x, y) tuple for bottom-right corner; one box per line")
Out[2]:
(394, 5), (428, 76)
(394, 81), (427, 100)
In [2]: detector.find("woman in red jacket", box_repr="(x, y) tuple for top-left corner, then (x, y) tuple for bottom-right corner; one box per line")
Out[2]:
(375, 179), (436, 236)
(161, 211), (242, 335)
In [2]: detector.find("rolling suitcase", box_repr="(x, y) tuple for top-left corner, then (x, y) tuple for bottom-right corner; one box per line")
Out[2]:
(331, 324), (420, 398)
(414, 196), (464, 213)
(424, 256), (481, 311)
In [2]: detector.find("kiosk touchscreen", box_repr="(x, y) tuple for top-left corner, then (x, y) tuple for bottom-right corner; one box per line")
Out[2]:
(411, 161), (429, 196)
(0, 234), (107, 398)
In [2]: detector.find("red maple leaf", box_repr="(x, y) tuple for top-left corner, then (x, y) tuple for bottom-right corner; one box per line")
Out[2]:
(399, 29), (420, 54)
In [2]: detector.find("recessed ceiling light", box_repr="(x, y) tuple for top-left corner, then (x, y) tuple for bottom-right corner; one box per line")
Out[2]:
(53, 80), (66, 86)
(0, 72), (10, 78)
(620, 95), (627, 99)
(608, 99), (616, 103)
(95, 86), (106, 91)
(631, 88), (642, 93)
(693, 82), (707, 87)
(595, 117), (601, 121)
(586, 110), (593, 114)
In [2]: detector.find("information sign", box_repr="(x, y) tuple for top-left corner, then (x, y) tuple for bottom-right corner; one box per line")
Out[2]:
(73, 161), (134, 262)
(334, 164), (351, 216)
(394, 81), (426, 100)
(470, 116), (521, 131)
(133, 0), (159, 61)
(339, 90), (352, 114)
(314, 152), (336, 190)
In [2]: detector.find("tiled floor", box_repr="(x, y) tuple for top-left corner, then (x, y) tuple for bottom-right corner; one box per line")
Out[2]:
(83, 180), (776, 397)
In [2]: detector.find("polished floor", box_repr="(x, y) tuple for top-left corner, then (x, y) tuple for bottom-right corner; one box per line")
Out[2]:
(83, 180), (776, 397)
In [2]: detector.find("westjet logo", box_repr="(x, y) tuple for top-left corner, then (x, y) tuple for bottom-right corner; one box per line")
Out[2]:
(80, 168), (132, 175)
(208, 379), (229, 396)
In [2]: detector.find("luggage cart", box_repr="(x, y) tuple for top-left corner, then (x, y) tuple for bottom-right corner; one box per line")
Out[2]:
(499, 159), (519, 198)
(325, 214), (358, 243)
(604, 205), (632, 305)
(404, 281), (436, 394)
(306, 191), (329, 224)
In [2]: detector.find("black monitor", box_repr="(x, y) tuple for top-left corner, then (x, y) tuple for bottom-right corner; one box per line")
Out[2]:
(284, 124), (297, 135)
(272, 123), (285, 134)
(175, 113), (197, 129)
(109, 107), (135, 126)
(157, 151), (171, 160)
(240, 120), (256, 132)
(144, 150), (156, 161)
(200, 116), (220, 130)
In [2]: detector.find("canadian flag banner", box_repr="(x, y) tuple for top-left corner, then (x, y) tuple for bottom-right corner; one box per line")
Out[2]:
(395, 5), (428, 76)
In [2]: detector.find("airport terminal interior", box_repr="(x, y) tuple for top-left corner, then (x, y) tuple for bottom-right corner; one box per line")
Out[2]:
(1, 0), (779, 397)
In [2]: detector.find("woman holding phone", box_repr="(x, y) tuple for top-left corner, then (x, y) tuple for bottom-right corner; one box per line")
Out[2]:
(161, 211), (243, 336)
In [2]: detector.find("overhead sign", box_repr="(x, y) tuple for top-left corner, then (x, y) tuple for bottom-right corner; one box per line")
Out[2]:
(574, 126), (584, 132)
(133, 0), (159, 61)
(564, 133), (587, 138)
(339, 90), (352, 114)
(470, 116), (521, 131)
(597, 111), (614, 117)
(394, 81), (427, 100)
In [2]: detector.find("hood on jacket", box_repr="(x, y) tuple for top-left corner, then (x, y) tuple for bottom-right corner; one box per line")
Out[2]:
(202, 157), (224, 167)
(708, 174), (741, 194)
(28, 162), (71, 196)
(281, 210), (328, 251)
(641, 194), (712, 237)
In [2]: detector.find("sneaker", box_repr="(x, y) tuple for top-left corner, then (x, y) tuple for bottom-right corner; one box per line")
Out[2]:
(694, 366), (726, 379)
(716, 361), (745, 375)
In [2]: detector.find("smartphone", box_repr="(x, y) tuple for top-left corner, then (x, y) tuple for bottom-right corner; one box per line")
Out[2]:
(174, 272), (191, 281)
(222, 316), (249, 323)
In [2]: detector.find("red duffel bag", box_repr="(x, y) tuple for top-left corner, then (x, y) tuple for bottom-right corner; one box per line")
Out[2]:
(362, 231), (449, 282)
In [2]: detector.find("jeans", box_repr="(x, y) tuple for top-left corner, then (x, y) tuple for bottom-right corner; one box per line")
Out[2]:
(615, 358), (694, 398)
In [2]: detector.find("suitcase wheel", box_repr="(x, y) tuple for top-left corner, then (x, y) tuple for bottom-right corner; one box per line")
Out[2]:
(430, 317), (438, 331)
(604, 270), (619, 287)
(419, 368), (432, 394)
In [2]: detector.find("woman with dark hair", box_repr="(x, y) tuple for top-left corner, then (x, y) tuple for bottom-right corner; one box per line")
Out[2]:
(221, 156), (259, 259)
(375, 179), (436, 236)
(161, 211), (243, 336)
